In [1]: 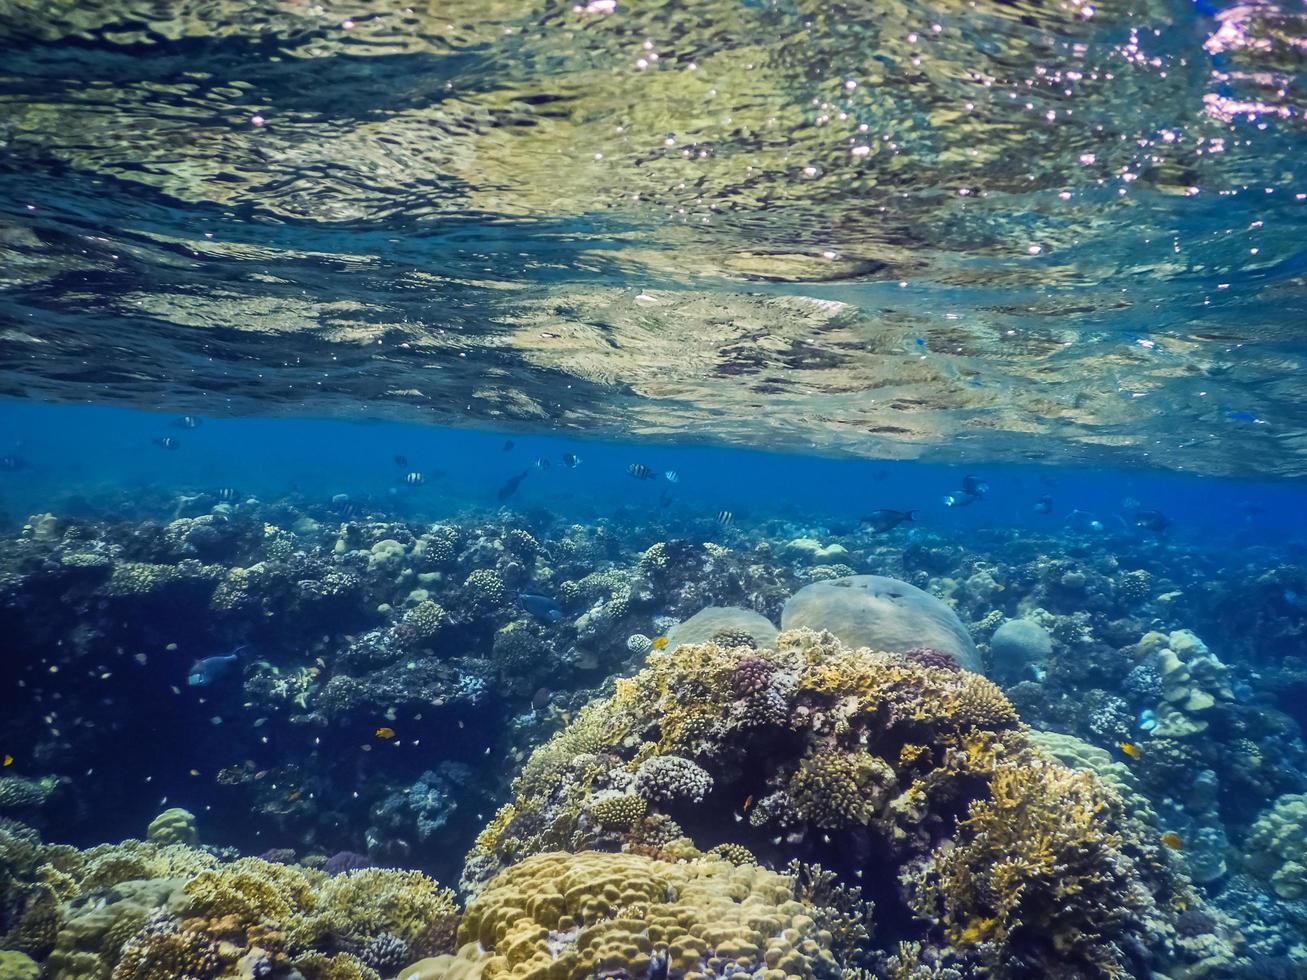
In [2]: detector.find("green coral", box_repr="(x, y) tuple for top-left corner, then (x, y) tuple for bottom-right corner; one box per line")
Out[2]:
(145, 808), (197, 847)
(0, 951), (39, 980)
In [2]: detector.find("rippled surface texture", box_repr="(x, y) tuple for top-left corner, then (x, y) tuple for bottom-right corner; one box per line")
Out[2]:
(1, 0), (1305, 474)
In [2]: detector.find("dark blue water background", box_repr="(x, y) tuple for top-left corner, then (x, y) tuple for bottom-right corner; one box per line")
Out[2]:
(3, 399), (1303, 550)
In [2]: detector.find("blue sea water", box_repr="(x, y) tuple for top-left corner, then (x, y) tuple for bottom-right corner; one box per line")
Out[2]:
(2, 0), (1307, 976)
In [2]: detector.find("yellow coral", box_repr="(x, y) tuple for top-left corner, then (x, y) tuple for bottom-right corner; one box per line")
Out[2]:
(110, 924), (222, 980)
(301, 868), (458, 946)
(788, 749), (896, 829)
(905, 760), (1147, 978)
(452, 852), (839, 980)
(587, 795), (647, 830)
(293, 951), (381, 980)
(182, 857), (318, 925)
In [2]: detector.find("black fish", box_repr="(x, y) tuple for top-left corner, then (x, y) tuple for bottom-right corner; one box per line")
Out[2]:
(861, 509), (915, 533)
(519, 593), (564, 624)
(394, 455), (409, 468)
(497, 470), (529, 502)
(628, 463), (656, 480)
(715, 510), (733, 527)
(502, 440), (515, 452)
(173, 416), (201, 429)
(942, 490), (978, 508)
(534, 457), (551, 471)
(562, 453), (582, 468)
(961, 475), (989, 497)
(153, 436), (180, 450)
(1033, 495), (1053, 515)
(1135, 509), (1171, 533)
(0, 455), (25, 472)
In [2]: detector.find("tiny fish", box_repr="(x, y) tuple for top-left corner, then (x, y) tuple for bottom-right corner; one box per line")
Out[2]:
(627, 462), (656, 480)
(534, 456), (551, 470)
(153, 436), (180, 450)
(861, 509), (915, 533)
(0, 456), (26, 472)
(1160, 831), (1184, 850)
(375, 727), (396, 740)
(652, 636), (669, 650)
(217, 488), (238, 502)
(664, 470), (679, 483)
(174, 415), (201, 429)
(1033, 495), (1053, 515)
(394, 454), (409, 467)
(562, 453), (582, 468)
(1119, 742), (1143, 760)
(715, 510), (733, 527)
(2, 754), (11, 767)
(404, 472), (425, 486)
(497, 469), (529, 502)
(502, 440), (515, 451)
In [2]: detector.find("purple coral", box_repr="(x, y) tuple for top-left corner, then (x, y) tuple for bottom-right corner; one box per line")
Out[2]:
(903, 647), (962, 672)
(323, 850), (373, 875)
(732, 655), (776, 695)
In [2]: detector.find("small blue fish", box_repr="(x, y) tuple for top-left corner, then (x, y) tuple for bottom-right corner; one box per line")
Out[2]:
(187, 646), (247, 686)
(519, 593), (564, 624)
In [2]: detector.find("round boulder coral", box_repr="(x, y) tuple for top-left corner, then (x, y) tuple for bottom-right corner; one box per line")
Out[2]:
(780, 575), (980, 672)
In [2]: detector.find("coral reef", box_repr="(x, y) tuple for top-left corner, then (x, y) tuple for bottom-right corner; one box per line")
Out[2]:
(462, 629), (1198, 976)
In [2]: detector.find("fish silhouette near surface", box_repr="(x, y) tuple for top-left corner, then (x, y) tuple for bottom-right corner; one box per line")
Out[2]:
(519, 592), (564, 624)
(497, 470), (529, 501)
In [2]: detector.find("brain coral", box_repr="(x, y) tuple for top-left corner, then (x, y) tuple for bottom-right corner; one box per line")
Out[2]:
(780, 576), (980, 672)
(445, 851), (842, 980)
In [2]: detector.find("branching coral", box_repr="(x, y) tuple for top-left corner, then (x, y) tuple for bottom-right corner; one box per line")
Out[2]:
(904, 760), (1164, 978)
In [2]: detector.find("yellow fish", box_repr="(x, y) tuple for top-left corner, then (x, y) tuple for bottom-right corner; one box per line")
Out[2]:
(652, 636), (669, 650)
(1160, 832), (1184, 851)
(1119, 742), (1143, 760)
(2, 754), (11, 767)
(375, 727), (396, 740)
